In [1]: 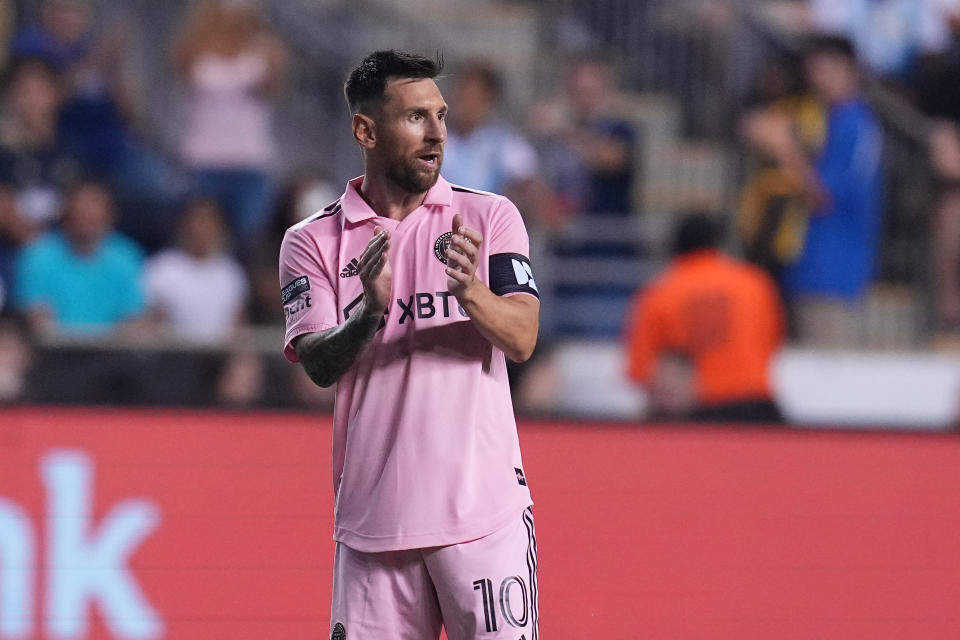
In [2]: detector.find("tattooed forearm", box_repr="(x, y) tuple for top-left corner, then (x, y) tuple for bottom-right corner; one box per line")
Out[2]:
(294, 300), (383, 387)
(292, 226), (392, 387)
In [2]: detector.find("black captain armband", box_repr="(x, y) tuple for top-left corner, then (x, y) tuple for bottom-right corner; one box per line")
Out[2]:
(489, 253), (539, 298)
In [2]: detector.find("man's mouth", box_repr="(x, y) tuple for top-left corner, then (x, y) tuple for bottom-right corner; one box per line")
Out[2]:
(417, 151), (441, 168)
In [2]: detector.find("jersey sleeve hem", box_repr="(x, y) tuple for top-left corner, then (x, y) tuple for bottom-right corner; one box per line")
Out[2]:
(283, 323), (336, 362)
(502, 291), (540, 301)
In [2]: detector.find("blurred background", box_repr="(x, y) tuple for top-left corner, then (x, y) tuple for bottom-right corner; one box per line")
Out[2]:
(1, 2), (960, 639)
(0, 0), (958, 429)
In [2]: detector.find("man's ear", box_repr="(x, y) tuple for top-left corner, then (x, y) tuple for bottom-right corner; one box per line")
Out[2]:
(353, 113), (376, 150)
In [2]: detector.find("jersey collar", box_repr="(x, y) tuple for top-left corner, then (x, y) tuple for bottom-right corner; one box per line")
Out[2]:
(341, 175), (454, 224)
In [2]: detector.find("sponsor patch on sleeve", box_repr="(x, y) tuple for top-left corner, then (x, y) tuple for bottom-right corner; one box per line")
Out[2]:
(489, 253), (539, 298)
(281, 276), (311, 304)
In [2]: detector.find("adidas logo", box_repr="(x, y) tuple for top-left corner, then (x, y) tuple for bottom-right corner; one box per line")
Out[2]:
(340, 258), (360, 278)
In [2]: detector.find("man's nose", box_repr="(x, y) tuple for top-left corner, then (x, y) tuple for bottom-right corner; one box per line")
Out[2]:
(426, 117), (446, 143)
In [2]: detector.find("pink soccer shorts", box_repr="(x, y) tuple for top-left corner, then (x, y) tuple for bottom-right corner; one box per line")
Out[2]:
(329, 507), (538, 639)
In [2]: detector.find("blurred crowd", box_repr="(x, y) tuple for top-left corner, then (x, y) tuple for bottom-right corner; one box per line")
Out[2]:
(752, 0), (960, 336)
(621, 0), (960, 421)
(0, 0), (956, 420)
(0, 0), (313, 406)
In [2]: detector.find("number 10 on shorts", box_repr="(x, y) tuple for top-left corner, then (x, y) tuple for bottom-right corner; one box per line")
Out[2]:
(472, 576), (529, 632)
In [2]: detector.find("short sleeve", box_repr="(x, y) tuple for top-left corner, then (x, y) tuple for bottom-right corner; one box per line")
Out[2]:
(279, 228), (338, 362)
(488, 197), (530, 257)
(487, 197), (539, 299)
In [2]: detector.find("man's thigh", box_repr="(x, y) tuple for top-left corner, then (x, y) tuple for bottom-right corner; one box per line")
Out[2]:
(330, 542), (443, 639)
(425, 507), (539, 640)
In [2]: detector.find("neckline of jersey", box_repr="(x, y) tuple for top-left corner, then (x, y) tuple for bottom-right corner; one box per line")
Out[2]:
(340, 175), (454, 226)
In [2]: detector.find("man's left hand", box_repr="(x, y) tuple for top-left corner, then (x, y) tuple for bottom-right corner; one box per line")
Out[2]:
(446, 213), (483, 300)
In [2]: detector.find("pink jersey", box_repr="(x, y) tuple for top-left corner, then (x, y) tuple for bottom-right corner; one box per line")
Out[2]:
(279, 176), (537, 552)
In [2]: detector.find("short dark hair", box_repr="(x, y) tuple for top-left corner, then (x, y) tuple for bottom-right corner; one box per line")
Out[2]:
(344, 50), (443, 114)
(672, 212), (722, 255)
(804, 34), (857, 63)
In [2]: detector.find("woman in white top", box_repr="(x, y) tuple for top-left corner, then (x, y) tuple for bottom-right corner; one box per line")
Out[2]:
(172, 0), (288, 251)
(144, 197), (248, 344)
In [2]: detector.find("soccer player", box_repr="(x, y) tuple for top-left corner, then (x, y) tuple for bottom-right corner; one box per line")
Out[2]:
(279, 50), (540, 639)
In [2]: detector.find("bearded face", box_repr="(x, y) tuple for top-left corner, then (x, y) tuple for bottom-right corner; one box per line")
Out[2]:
(371, 77), (447, 195)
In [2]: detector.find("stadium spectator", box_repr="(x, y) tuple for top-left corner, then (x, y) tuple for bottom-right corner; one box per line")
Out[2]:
(11, 0), (134, 168)
(443, 60), (559, 227)
(744, 35), (884, 347)
(624, 213), (785, 422)
(172, 0), (289, 251)
(0, 57), (81, 230)
(144, 197), (248, 344)
(525, 55), (641, 339)
(528, 55), (637, 217)
(13, 180), (145, 335)
(9, 0), (177, 210)
(913, 14), (960, 330)
(11, 0), (94, 70)
(738, 55), (826, 284)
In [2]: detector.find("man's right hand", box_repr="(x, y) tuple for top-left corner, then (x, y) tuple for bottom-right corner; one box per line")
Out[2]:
(359, 226), (392, 315)
(291, 226), (392, 389)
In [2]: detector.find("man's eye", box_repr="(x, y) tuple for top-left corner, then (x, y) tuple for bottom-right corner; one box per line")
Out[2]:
(438, 112), (446, 121)
(410, 113), (423, 122)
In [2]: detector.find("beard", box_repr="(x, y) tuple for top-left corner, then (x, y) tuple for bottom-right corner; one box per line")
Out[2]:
(375, 127), (444, 194)
(384, 151), (443, 194)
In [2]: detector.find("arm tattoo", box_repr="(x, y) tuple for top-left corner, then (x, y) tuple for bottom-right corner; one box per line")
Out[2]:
(295, 299), (383, 388)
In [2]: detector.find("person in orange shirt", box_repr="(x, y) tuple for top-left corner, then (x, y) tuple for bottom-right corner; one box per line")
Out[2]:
(624, 213), (786, 422)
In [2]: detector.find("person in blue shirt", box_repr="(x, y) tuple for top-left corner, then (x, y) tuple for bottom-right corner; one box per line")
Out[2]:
(443, 61), (540, 195)
(531, 55), (637, 218)
(745, 35), (884, 347)
(14, 179), (145, 335)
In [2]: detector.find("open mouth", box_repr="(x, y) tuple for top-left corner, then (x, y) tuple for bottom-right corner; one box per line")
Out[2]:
(417, 152), (441, 167)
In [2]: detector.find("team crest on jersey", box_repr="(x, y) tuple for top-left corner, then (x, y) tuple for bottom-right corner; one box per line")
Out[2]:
(434, 231), (453, 264)
(331, 621), (346, 639)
